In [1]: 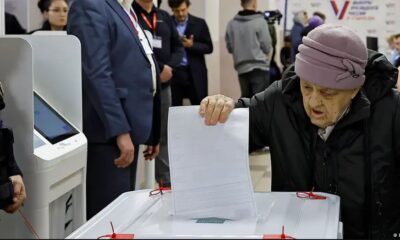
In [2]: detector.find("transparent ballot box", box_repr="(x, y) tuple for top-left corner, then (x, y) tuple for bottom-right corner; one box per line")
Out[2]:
(67, 190), (342, 239)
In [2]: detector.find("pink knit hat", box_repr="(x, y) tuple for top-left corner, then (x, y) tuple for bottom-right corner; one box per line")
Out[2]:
(295, 25), (368, 90)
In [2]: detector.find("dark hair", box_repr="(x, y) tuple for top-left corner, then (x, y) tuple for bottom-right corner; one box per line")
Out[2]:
(241, 0), (253, 7)
(284, 36), (291, 42)
(313, 11), (326, 21)
(394, 33), (400, 40)
(37, 0), (68, 13)
(168, 0), (191, 9)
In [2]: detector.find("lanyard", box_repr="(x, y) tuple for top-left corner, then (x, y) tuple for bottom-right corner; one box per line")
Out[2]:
(129, 9), (139, 34)
(141, 12), (157, 34)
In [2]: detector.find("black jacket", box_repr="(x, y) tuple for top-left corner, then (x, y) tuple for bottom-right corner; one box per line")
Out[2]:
(174, 14), (213, 100)
(0, 128), (21, 183)
(394, 55), (400, 68)
(132, 1), (184, 88)
(29, 21), (67, 34)
(301, 25), (314, 38)
(5, 12), (26, 34)
(237, 51), (400, 238)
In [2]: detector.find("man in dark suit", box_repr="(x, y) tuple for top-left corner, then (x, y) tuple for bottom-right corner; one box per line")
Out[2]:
(68, 0), (160, 219)
(132, 0), (184, 187)
(168, 0), (213, 106)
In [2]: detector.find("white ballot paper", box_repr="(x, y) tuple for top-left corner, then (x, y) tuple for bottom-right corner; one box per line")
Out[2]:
(168, 106), (257, 220)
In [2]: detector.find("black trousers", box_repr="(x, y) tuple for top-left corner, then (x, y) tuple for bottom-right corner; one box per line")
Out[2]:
(238, 69), (270, 98)
(86, 142), (139, 220)
(171, 66), (200, 106)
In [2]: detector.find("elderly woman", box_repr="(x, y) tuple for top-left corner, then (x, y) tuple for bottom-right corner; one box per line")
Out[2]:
(200, 25), (400, 238)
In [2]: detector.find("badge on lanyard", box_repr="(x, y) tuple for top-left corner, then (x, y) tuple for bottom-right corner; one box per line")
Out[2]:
(153, 36), (163, 49)
(141, 12), (162, 49)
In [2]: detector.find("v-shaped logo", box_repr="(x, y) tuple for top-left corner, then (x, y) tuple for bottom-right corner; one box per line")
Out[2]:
(330, 0), (351, 20)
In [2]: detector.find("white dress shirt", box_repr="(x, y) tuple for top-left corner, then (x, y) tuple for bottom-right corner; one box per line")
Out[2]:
(121, 3), (157, 95)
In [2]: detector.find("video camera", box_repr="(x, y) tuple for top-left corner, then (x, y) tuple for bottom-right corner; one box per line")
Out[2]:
(264, 10), (283, 25)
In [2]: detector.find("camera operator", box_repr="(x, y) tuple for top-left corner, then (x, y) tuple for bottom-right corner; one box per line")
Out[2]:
(264, 10), (283, 83)
(0, 86), (26, 214)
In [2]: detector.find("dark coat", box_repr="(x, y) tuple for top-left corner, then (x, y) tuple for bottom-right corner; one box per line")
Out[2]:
(290, 22), (304, 63)
(0, 128), (21, 208)
(68, 0), (161, 145)
(67, 0), (161, 218)
(29, 21), (67, 34)
(237, 51), (400, 238)
(132, 1), (184, 89)
(177, 14), (213, 100)
(394, 54), (400, 68)
(0, 129), (21, 183)
(301, 25), (314, 38)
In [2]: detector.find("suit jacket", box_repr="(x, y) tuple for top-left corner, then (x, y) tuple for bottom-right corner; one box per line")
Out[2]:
(68, 0), (160, 145)
(175, 14), (213, 99)
(132, 2), (184, 88)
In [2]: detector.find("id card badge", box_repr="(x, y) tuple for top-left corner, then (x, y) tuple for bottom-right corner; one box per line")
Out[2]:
(153, 36), (163, 49)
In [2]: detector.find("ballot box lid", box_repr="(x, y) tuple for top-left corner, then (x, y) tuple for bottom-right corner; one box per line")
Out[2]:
(67, 190), (341, 239)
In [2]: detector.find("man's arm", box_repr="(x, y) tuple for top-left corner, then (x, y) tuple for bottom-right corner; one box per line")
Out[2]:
(259, 20), (272, 56)
(199, 82), (279, 151)
(167, 14), (185, 68)
(225, 22), (233, 54)
(394, 91), (400, 162)
(188, 19), (213, 55)
(143, 81), (161, 160)
(2, 128), (21, 177)
(4, 175), (26, 214)
(158, 61), (173, 83)
(67, 0), (131, 139)
(6, 155), (21, 179)
(3, 129), (26, 213)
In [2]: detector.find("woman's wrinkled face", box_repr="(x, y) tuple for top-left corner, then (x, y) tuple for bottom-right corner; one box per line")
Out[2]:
(300, 79), (359, 128)
(44, 0), (68, 30)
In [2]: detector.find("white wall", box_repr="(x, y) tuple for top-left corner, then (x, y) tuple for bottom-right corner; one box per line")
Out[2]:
(204, 0), (220, 95)
(29, 0), (43, 31)
(0, 0), (4, 35)
(5, 0), (27, 30)
(4, 0), (43, 32)
(219, 0), (240, 99)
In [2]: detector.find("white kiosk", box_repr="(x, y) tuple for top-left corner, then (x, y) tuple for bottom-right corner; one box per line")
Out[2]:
(0, 35), (87, 238)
